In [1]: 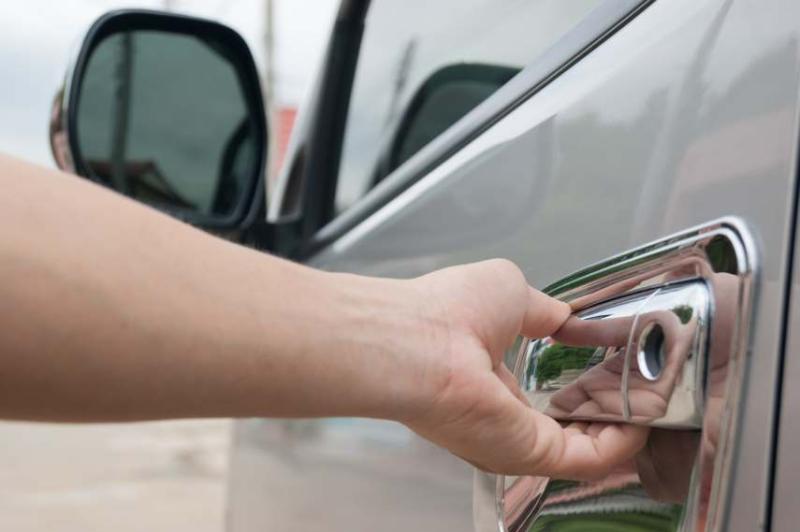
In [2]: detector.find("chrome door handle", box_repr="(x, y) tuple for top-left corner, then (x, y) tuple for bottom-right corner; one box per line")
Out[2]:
(521, 280), (711, 429)
(474, 218), (756, 532)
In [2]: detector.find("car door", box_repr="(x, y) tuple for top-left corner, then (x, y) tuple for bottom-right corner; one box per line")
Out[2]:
(227, 0), (800, 530)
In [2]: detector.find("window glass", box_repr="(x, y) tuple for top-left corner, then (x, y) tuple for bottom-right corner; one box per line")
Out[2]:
(334, 0), (603, 214)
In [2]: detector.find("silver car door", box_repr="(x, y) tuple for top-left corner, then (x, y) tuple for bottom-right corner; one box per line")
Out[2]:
(227, 0), (800, 530)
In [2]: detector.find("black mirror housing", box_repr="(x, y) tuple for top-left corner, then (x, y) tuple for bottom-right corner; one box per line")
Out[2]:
(53, 9), (267, 231)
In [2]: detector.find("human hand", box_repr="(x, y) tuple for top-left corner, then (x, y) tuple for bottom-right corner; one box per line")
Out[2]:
(393, 259), (649, 479)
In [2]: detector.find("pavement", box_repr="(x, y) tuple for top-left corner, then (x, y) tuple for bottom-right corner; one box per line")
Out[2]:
(0, 419), (230, 531)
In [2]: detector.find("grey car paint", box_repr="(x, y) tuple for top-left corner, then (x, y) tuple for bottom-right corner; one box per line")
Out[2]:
(227, 0), (800, 530)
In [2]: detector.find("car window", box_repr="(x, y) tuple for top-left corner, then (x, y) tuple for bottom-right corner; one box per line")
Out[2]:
(334, 0), (603, 215)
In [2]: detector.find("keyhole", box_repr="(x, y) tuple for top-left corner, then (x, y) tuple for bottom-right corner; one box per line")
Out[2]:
(637, 323), (665, 381)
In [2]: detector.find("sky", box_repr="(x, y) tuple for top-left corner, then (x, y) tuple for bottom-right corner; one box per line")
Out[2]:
(0, 0), (337, 167)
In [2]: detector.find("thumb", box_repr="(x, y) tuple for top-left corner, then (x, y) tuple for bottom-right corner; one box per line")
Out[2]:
(522, 287), (571, 339)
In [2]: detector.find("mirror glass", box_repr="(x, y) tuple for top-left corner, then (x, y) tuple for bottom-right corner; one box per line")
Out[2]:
(75, 30), (260, 221)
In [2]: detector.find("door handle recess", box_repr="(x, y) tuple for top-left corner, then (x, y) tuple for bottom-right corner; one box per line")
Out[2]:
(473, 218), (756, 532)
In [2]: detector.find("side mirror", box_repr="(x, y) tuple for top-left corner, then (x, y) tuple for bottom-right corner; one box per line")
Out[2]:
(52, 10), (267, 230)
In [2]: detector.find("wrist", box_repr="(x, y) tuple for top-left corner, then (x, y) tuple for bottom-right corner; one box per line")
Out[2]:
(314, 270), (447, 422)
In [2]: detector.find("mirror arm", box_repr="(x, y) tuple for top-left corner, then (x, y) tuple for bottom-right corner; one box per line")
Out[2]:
(240, 218), (308, 260)
(241, 219), (280, 254)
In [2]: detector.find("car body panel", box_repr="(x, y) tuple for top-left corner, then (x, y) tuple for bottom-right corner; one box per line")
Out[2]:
(227, 0), (800, 529)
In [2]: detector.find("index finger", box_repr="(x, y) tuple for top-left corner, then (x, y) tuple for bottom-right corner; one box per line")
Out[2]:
(522, 287), (571, 339)
(552, 314), (633, 347)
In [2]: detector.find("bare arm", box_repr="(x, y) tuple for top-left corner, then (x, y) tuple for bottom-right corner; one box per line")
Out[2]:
(0, 154), (646, 478)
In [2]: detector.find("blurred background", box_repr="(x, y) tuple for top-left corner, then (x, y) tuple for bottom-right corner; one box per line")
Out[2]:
(0, 1), (336, 530)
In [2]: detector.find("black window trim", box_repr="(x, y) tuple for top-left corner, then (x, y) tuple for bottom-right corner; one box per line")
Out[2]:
(299, 0), (655, 260)
(291, 0), (369, 252)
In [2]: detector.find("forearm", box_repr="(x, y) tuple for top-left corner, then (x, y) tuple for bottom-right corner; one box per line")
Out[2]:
(0, 155), (422, 422)
(0, 155), (650, 480)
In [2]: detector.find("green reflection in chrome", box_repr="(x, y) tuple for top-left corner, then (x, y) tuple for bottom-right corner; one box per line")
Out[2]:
(706, 235), (737, 274)
(671, 304), (693, 324)
(534, 345), (597, 388)
(529, 481), (683, 532)
(529, 511), (681, 532)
